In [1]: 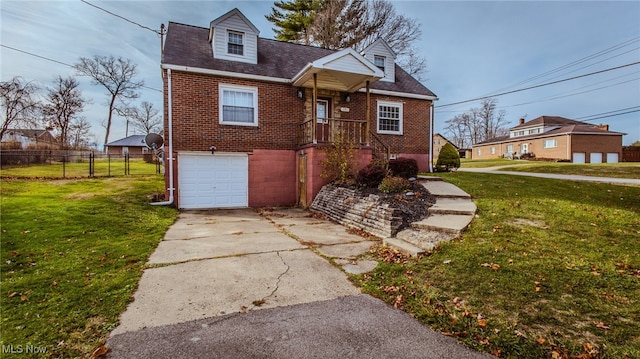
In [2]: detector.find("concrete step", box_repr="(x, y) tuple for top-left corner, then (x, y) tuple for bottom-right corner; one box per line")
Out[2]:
(396, 229), (455, 252)
(382, 238), (426, 257)
(420, 181), (471, 199)
(411, 213), (474, 234)
(429, 197), (477, 216)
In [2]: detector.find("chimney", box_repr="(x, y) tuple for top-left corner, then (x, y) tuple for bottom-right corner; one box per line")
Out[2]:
(597, 124), (609, 131)
(519, 118), (525, 125)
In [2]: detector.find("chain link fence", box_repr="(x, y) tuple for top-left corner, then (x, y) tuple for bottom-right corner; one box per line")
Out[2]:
(0, 150), (163, 178)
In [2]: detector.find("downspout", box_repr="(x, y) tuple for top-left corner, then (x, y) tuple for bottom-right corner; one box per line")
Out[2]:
(429, 103), (434, 173)
(152, 68), (175, 206)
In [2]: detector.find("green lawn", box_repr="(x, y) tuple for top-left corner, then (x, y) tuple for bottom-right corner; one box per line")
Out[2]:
(355, 172), (640, 358)
(460, 158), (516, 168)
(1, 176), (177, 357)
(0, 158), (161, 178)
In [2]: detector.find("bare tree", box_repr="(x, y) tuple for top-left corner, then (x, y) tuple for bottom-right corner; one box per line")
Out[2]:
(69, 117), (93, 149)
(477, 98), (508, 141)
(118, 101), (161, 135)
(43, 76), (85, 149)
(0, 77), (41, 140)
(444, 98), (509, 148)
(307, 0), (426, 79)
(74, 55), (144, 147)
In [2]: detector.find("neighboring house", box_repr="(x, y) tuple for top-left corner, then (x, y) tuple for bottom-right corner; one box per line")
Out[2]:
(105, 135), (148, 155)
(472, 116), (625, 163)
(433, 133), (465, 160)
(161, 8), (437, 209)
(1, 128), (59, 149)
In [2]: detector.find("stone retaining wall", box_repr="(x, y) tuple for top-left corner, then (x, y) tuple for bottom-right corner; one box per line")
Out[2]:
(310, 185), (403, 238)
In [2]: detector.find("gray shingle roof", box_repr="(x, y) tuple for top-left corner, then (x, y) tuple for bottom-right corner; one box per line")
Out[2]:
(162, 22), (436, 98)
(105, 135), (147, 147)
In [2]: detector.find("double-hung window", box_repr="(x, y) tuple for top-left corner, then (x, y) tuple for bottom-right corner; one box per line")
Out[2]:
(219, 84), (258, 126)
(227, 31), (244, 56)
(377, 101), (402, 135)
(544, 139), (557, 148)
(374, 55), (385, 72)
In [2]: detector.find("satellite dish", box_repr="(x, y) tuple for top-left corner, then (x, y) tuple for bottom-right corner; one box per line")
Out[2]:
(144, 133), (164, 149)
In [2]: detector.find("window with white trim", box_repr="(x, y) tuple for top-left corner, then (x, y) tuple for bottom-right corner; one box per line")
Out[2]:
(544, 139), (557, 148)
(227, 31), (244, 55)
(477, 149), (481, 156)
(506, 144), (514, 153)
(377, 101), (402, 135)
(219, 84), (258, 126)
(490, 146), (495, 154)
(374, 55), (385, 72)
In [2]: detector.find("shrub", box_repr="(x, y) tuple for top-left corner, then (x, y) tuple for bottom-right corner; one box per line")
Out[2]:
(356, 161), (388, 188)
(435, 143), (460, 172)
(378, 176), (410, 193)
(389, 158), (418, 178)
(320, 134), (357, 185)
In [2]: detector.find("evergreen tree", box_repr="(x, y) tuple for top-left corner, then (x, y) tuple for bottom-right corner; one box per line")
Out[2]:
(265, 0), (321, 44)
(436, 143), (460, 172)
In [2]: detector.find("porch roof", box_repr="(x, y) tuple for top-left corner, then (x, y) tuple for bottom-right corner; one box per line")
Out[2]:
(291, 48), (384, 92)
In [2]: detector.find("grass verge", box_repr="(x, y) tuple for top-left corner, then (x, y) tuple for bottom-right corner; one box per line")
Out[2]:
(1, 158), (160, 178)
(1, 176), (177, 357)
(354, 172), (640, 358)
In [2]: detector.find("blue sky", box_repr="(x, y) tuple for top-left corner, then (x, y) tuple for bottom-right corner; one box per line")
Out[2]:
(2, 1), (639, 146)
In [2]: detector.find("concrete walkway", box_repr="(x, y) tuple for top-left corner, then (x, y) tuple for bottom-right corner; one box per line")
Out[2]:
(106, 208), (491, 358)
(458, 167), (640, 186)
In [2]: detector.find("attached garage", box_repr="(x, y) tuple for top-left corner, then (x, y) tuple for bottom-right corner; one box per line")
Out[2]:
(572, 152), (586, 164)
(606, 153), (619, 163)
(178, 152), (248, 209)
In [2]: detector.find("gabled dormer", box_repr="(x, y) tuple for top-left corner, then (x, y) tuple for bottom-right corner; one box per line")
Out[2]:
(361, 38), (397, 82)
(208, 8), (259, 64)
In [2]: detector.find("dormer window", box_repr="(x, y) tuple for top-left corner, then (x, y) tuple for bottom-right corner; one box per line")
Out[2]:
(227, 31), (244, 55)
(374, 55), (385, 72)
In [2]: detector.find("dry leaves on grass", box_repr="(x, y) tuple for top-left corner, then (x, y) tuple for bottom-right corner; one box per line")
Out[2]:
(376, 247), (410, 264)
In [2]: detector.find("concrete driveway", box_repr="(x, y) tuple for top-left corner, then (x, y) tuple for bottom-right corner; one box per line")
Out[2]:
(106, 208), (491, 358)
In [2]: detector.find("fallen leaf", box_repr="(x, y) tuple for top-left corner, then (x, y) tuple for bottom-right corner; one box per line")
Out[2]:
(594, 321), (610, 330)
(20, 295), (29, 302)
(91, 345), (109, 358)
(481, 263), (491, 268)
(536, 337), (547, 345)
(491, 263), (500, 271)
(477, 319), (487, 327)
(443, 260), (452, 264)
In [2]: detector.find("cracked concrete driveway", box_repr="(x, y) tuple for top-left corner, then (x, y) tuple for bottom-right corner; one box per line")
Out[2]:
(106, 208), (492, 358)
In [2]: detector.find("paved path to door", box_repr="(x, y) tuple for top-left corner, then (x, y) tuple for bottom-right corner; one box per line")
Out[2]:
(458, 166), (640, 186)
(106, 208), (492, 358)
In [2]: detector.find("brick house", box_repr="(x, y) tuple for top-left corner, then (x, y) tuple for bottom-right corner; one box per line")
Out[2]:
(105, 135), (148, 155)
(472, 116), (625, 163)
(160, 8), (437, 209)
(1, 128), (59, 149)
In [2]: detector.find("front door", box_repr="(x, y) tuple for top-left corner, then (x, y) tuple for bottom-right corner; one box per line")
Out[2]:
(521, 143), (529, 154)
(316, 99), (330, 142)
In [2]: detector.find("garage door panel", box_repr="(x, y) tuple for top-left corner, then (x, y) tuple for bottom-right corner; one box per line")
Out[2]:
(573, 152), (585, 164)
(606, 153), (619, 163)
(178, 154), (248, 209)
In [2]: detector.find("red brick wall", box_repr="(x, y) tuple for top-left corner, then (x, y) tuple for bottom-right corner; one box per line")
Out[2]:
(248, 149), (297, 207)
(166, 71), (303, 153)
(571, 134), (622, 162)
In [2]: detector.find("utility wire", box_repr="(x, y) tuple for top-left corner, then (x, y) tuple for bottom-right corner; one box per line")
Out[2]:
(576, 106), (640, 121)
(1, 44), (162, 93)
(437, 61), (640, 108)
(80, 0), (162, 36)
(578, 109), (640, 123)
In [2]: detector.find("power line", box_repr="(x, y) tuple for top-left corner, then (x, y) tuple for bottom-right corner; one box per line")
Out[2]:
(578, 109), (640, 123)
(437, 61), (640, 108)
(576, 106), (640, 121)
(482, 36), (640, 96)
(1, 44), (162, 93)
(80, 0), (161, 36)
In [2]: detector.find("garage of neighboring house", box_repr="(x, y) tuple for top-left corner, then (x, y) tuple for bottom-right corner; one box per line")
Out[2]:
(177, 152), (248, 209)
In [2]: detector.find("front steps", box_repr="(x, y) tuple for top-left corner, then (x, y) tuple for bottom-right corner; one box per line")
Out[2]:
(384, 176), (476, 256)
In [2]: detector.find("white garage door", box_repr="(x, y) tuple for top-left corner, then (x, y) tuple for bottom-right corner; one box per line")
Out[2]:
(573, 152), (585, 164)
(178, 153), (248, 209)
(606, 153), (619, 163)
(590, 153), (603, 164)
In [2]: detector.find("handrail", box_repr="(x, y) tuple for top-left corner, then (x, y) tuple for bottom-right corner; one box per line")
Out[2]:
(369, 130), (390, 160)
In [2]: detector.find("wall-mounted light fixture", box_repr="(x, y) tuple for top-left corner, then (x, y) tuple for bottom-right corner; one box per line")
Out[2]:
(344, 93), (351, 103)
(209, 145), (217, 154)
(297, 88), (305, 100)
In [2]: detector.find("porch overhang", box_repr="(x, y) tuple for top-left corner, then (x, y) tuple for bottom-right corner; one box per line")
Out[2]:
(291, 48), (384, 92)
